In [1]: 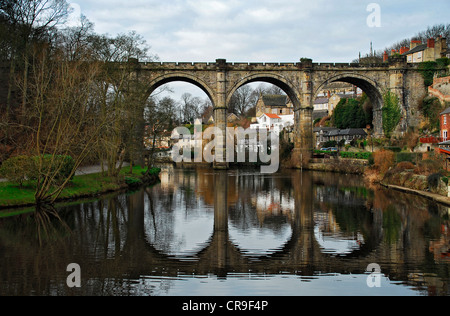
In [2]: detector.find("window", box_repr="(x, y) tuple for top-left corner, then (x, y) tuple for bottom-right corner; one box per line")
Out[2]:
(444, 130), (448, 141)
(444, 115), (447, 126)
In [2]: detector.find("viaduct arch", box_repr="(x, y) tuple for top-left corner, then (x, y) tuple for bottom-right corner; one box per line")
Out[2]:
(132, 56), (425, 168)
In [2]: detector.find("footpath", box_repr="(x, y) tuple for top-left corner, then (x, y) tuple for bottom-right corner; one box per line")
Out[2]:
(0, 163), (130, 183)
(382, 183), (450, 207)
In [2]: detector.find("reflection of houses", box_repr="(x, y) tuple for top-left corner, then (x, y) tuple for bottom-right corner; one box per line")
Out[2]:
(251, 189), (295, 225)
(314, 127), (367, 146)
(256, 94), (294, 118)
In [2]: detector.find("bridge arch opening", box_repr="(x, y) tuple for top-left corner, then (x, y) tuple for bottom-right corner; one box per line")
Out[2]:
(147, 74), (216, 116)
(145, 74), (218, 127)
(313, 74), (384, 137)
(227, 74), (302, 113)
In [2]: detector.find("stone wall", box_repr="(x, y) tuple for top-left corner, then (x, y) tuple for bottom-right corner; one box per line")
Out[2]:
(383, 171), (448, 196)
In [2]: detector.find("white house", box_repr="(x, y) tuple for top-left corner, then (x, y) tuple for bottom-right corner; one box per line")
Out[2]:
(250, 113), (294, 135)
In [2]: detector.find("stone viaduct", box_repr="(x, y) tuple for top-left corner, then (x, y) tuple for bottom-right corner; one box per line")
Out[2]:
(130, 56), (426, 168)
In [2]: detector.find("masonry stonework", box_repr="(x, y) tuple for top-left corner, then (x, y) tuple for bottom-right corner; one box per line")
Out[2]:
(131, 57), (425, 169)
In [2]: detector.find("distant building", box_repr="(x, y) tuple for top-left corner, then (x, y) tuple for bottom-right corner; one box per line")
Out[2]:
(255, 94), (294, 118)
(314, 97), (329, 112)
(313, 92), (359, 121)
(227, 113), (239, 123)
(395, 37), (448, 63)
(313, 127), (367, 147)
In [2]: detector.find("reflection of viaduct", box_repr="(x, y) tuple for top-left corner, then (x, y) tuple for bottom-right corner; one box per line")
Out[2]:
(129, 57), (426, 168)
(119, 171), (386, 278)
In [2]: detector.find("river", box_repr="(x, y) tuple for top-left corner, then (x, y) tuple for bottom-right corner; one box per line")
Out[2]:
(0, 165), (449, 296)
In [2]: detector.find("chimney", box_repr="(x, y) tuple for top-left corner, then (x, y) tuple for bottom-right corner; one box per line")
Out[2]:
(427, 38), (435, 48)
(327, 91), (331, 99)
(410, 40), (421, 49)
(399, 47), (410, 55)
(383, 51), (389, 62)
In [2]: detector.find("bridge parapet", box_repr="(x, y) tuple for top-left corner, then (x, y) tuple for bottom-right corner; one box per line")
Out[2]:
(137, 60), (420, 72)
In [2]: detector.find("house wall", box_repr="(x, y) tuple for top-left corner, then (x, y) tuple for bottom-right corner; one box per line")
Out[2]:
(328, 94), (342, 113)
(441, 113), (450, 141)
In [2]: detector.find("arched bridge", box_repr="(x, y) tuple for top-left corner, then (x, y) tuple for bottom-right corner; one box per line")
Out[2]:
(129, 56), (426, 168)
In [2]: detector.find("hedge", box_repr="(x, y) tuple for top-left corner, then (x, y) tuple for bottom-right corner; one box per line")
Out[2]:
(395, 152), (423, 164)
(339, 152), (373, 160)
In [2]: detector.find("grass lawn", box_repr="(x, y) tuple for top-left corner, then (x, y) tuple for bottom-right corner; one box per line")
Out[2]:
(0, 165), (159, 209)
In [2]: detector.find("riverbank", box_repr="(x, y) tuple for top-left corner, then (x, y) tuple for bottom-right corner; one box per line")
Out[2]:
(380, 183), (450, 207)
(303, 157), (450, 207)
(0, 166), (161, 210)
(306, 158), (367, 174)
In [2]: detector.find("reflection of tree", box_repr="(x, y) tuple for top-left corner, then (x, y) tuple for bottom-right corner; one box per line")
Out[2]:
(382, 205), (402, 245)
(34, 205), (72, 246)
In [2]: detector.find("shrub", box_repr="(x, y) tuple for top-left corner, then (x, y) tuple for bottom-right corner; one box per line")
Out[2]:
(125, 176), (143, 187)
(415, 159), (441, 175)
(0, 155), (34, 187)
(382, 91), (402, 138)
(34, 155), (76, 183)
(0, 155), (75, 187)
(396, 161), (415, 171)
(373, 150), (395, 174)
(427, 173), (442, 189)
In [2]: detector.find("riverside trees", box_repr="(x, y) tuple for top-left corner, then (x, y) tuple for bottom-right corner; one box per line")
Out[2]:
(0, 1), (158, 205)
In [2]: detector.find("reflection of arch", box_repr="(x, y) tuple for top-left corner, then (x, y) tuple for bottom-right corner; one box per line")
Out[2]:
(138, 168), (384, 271)
(147, 72), (216, 106)
(227, 73), (302, 110)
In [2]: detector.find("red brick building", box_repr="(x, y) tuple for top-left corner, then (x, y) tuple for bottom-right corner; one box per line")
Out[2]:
(441, 107), (450, 141)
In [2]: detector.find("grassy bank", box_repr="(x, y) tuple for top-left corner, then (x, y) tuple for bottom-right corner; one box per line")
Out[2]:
(0, 166), (160, 210)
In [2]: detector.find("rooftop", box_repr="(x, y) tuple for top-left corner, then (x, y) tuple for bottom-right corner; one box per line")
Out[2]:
(261, 95), (288, 107)
(402, 44), (427, 55)
(441, 107), (450, 115)
(263, 113), (282, 119)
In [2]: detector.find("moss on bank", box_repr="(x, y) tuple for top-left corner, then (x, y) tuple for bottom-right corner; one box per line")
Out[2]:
(0, 166), (161, 210)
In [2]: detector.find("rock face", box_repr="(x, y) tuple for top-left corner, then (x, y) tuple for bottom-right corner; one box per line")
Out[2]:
(383, 171), (448, 196)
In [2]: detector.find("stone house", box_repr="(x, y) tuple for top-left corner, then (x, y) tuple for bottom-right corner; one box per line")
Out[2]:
(313, 127), (367, 147)
(255, 94), (294, 118)
(397, 37), (448, 63)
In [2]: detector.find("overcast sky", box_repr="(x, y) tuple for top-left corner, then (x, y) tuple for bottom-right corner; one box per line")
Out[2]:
(67, 0), (449, 98)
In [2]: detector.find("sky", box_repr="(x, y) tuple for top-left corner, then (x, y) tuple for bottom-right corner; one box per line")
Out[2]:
(66, 0), (450, 99)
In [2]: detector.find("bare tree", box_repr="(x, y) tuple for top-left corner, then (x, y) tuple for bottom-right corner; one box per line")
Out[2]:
(229, 85), (258, 117)
(180, 93), (201, 123)
(25, 44), (107, 204)
(0, 0), (70, 114)
(144, 96), (178, 169)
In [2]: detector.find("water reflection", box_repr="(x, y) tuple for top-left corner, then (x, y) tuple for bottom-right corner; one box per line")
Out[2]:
(0, 165), (449, 296)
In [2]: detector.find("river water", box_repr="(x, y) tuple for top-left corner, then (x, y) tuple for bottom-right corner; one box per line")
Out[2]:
(0, 165), (449, 296)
